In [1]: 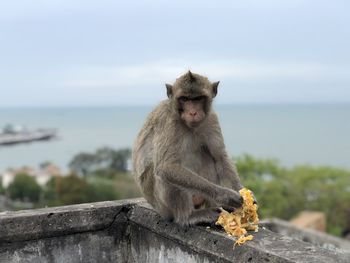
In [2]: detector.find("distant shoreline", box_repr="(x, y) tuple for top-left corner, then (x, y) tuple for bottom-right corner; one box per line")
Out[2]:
(0, 102), (349, 110)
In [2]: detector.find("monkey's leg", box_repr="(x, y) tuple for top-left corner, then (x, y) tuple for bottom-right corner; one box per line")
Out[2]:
(154, 177), (193, 226)
(156, 164), (243, 208)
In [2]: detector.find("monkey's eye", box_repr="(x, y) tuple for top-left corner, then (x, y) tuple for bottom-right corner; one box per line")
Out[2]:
(178, 96), (189, 103)
(192, 96), (205, 101)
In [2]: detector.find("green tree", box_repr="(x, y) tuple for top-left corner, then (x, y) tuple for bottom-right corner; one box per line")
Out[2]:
(44, 174), (92, 206)
(287, 165), (350, 235)
(88, 181), (119, 201)
(0, 178), (4, 194)
(69, 147), (131, 177)
(44, 174), (119, 206)
(236, 154), (350, 236)
(7, 173), (41, 202)
(95, 147), (131, 172)
(68, 153), (97, 177)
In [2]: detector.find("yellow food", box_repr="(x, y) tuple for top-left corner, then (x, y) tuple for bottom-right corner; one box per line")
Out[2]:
(235, 235), (253, 246)
(216, 188), (259, 246)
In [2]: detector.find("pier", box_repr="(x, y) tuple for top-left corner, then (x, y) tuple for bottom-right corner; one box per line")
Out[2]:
(0, 127), (57, 146)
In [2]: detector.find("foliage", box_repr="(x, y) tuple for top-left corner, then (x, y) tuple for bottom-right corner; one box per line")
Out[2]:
(95, 147), (131, 172)
(39, 161), (55, 169)
(111, 172), (141, 199)
(43, 174), (119, 206)
(69, 147), (131, 177)
(6, 147), (350, 237)
(85, 172), (140, 199)
(44, 174), (90, 206)
(0, 178), (4, 194)
(7, 173), (42, 202)
(87, 179), (120, 202)
(68, 153), (97, 177)
(236, 154), (350, 236)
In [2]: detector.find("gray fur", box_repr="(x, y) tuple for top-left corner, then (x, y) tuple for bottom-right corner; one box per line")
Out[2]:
(132, 72), (243, 227)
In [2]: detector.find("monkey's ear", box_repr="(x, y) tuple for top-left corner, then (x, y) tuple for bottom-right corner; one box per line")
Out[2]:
(212, 81), (220, 97)
(165, 84), (173, 98)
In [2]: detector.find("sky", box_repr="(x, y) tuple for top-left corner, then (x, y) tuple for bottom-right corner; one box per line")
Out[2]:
(0, 0), (349, 107)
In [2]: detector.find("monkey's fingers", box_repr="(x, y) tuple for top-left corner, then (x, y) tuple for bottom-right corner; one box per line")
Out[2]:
(228, 195), (244, 208)
(212, 207), (223, 213)
(217, 189), (243, 208)
(221, 205), (237, 213)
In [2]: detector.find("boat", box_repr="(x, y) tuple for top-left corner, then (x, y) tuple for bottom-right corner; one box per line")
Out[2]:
(0, 124), (57, 146)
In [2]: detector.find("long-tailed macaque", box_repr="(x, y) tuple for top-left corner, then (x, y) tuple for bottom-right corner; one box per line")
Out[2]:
(132, 71), (244, 226)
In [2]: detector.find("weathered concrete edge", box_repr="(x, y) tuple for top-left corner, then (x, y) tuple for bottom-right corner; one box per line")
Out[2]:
(128, 203), (291, 263)
(261, 218), (350, 251)
(1, 199), (350, 263)
(0, 198), (144, 243)
(129, 203), (350, 263)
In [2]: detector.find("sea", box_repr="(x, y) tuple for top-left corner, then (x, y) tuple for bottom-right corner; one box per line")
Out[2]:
(0, 104), (349, 172)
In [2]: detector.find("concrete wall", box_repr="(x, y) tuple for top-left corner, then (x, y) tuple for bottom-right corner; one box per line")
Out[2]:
(0, 199), (349, 263)
(261, 218), (350, 251)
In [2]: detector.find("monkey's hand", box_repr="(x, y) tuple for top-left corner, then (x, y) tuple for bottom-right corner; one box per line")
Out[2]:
(215, 187), (243, 208)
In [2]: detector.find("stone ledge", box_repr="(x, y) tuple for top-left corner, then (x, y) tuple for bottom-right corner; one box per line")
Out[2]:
(261, 218), (350, 251)
(0, 198), (144, 243)
(0, 198), (349, 263)
(130, 202), (350, 263)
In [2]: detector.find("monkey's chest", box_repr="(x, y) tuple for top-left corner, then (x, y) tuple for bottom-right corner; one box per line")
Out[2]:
(179, 140), (217, 182)
(181, 149), (203, 171)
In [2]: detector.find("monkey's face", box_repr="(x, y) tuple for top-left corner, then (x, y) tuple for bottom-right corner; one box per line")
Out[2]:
(178, 95), (207, 128)
(166, 71), (220, 128)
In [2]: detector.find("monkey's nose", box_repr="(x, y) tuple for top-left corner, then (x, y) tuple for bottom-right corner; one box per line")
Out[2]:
(190, 112), (197, 117)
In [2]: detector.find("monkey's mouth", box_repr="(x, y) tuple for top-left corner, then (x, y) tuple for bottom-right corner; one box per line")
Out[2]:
(181, 114), (204, 128)
(187, 120), (202, 128)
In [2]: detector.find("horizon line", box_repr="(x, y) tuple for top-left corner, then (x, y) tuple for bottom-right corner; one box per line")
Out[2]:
(0, 101), (350, 110)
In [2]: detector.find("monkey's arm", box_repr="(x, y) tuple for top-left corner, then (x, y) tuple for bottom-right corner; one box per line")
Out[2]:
(206, 114), (243, 191)
(155, 164), (242, 208)
(216, 152), (243, 191)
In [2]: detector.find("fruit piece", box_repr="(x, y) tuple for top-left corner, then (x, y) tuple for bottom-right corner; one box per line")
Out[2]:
(216, 188), (259, 246)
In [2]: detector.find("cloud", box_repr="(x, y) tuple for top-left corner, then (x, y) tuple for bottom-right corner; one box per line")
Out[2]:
(63, 59), (350, 89)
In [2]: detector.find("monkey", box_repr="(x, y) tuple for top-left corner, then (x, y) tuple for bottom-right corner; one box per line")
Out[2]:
(132, 71), (245, 227)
